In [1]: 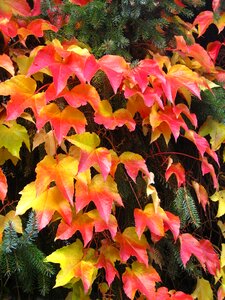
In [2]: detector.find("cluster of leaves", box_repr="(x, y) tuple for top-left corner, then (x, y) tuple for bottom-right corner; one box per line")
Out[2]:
(0, 0), (225, 299)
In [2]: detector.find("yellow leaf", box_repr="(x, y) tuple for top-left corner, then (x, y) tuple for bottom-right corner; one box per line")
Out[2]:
(0, 210), (22, 242)
(210, 190), (225, 217)
(45, 239), (84, 288)
(192, 278), (213, 300)
(66, 132), (100, 152)
(199, 117), (225, 151)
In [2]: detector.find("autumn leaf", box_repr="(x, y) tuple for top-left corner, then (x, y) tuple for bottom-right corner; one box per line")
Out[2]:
(97, 239), (120, 285)
(156, 287), (193, 300)
(201, 157), (218, 189)
(0, 148), (18, 165)
(99, 55), (128, 93)
(69, 0), (93, 6)
(115, 227), (149, 266)
(75, 174), (123, 223)
(0, 75), (46, 120)
(17, 182), (72, 230)
(36, 103), (87, 144)
(0, 121), (30, 158)
(134, 203), (180, 242)
(45, 239), (84, 287)
(192, 278), (213, 300)
(179, 233), (219, 275)
(94, 99), (136, 131)
(33, 129), (57, 156)
(0, 210), (22, 241)
(0, 0), (31, 19)
(122, 261), (161, 300)
(119, 152), (150, 182)
(66, 133), (111, 180)
(17, 19), (58, 43)
(56, 211), (95, 246)
(35, 154), (78, 205)
(199, 117), (225, 151)
(0, 54), (14, 75)
(192, 181), (208, 212)
(210, 190), (225, 217)
(165, 158), (185, 188)
(0, 168), (7, 202)
(62, 83), (100, 111)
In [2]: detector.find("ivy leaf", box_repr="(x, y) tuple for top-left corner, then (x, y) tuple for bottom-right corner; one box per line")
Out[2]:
(37, 103), (87, 144)
(45, 239), (84, 287)
(192, 278), (213, 300)
(134, 203), (180, 242)
(0, 75), (46, 120)
(192, 181), (208, 212)
(115, 227), (149, 266)
(62, 83), (100, 111)
(0, 210), (22, 241)
(0, 0), (31, 19)
(0, 168), (7, 202)
(75, 174), (123, 223)
(199, 117), (225, 151)
(99, 55), (128, 93)
(156, 287), (193, 300)
(94, 100), (136, 131)
(122, 261), (161, 300)
(179, 233), (219, 275)
(119, 152), (150, 182)
(165, 158), (185, 188)
(97, 239), (120, 285)
(33, 129), (57, 156)
(56, 211), (95, 246)
(17, 182), (72, 230)
(0, 54), (14, 75)
(35, 154), (78, 205)
(69, 0), (93, 5)
(210, 190), (225, 217)
(0, 121), (30, 158)
(18, 19), (58, 43)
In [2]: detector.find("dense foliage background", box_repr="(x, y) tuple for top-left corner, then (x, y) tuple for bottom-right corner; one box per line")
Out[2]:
(0, 0), (225, 299)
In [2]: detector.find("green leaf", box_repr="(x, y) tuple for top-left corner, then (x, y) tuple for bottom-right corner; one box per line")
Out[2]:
(0, 121), (30, 158)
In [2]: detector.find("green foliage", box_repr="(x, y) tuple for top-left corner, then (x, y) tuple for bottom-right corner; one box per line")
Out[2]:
(0, 212), (55, 298)
(43, 0), (205, 60)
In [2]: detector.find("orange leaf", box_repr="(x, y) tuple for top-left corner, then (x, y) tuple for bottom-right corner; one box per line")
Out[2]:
(94, 100), (136, 131)
(0, 54), (14, 76)
(17, 182), (72, 230)
(0, 0), (31, 19)
(165, 158), (185, 188)
(35, 154), (78, 205)
(0, 168), (7, 202)
(62, 83), (100, 111)
(115, 227), (149, 266)
(69, 0), (93, 5)
(192, 181), (208, 211)
(119, 151), (151, 182)
(97, 239), (120, 285)
(122, 261), (161, 300)
(99, 55), (129, 93)
(37, 103), (87, 144)
(0, 75), (46, 120)
(75, 174), (123, 223)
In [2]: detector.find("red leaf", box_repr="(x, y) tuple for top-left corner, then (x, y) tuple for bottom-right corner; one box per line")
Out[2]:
(99, 55), (128, 93)
(0, 168), (7, 202)
(63, 83), (100, 111)
(165, 158), (185, 188)
(122, 261), (161, 300)
(193, 11), (214, 36)
(212, 0), (220, 11)
(56, 211), (94, 246)
(97, 239), (120, 285)
(201, 157), (218, 189)
(75, 173), (123, 223)
(119, 151), (150, 182)
(35, 154), (78, 205)
(69, 0), (93, 5)
(179, 233), (219, 275)
(115, 227), (149, 266)
(192, 181), (208, 212)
